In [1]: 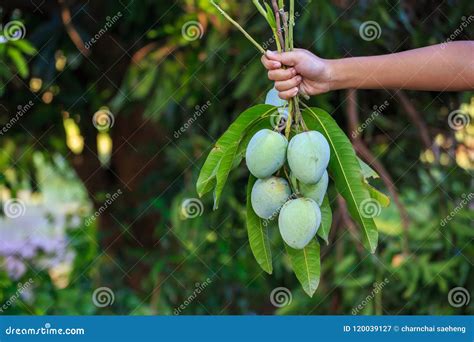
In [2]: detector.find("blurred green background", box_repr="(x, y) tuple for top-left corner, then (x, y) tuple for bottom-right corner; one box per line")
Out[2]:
(0, 0), (472, 315)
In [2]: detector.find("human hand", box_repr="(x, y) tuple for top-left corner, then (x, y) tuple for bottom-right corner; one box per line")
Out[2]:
(261, 49), (332, 100)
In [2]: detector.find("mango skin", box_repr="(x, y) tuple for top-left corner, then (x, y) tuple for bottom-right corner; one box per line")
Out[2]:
(293, 170), (329, 206)
(287, 131), (330, 184)
(278, 198), (321, 249)
(246, 129), (288, 179)
(265, 86), (287, 107)
(251, 177), (292, 219)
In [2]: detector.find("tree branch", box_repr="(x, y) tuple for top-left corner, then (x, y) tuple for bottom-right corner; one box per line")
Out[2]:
(271, 0), (285, 50)
(337, 196), (364, 256)
(346, 89), (410, 255)
(394, 91), (432, 151)
(58, 0), (90, 57)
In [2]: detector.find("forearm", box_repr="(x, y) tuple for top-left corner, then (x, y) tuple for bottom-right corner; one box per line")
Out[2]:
(328, 41), (474, 91)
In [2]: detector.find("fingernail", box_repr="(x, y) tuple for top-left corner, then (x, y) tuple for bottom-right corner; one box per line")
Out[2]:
(291, 68), (296, 75)
(293, 88), (299, 95)
(266, 50), (276, 56)
(296, 76), (302, 82)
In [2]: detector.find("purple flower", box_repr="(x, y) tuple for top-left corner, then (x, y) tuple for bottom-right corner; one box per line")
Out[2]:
(5, 256), (27, 280)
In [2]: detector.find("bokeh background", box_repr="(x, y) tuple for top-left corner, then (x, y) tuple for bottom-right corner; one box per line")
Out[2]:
(0, 0), (472, 315)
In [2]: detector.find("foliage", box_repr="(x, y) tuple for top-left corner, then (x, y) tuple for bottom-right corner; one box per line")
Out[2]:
(0, 0), (472, 315)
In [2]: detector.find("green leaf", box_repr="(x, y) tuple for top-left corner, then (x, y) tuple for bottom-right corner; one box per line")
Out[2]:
(7, 47), (28, 78)
(246, 175), (273, 274)
(196, 147), (221, 198)
(214, 143), (240, 209)
(264, 3), (277, 28)
(357, 158), (390, 207)
(252, 0), (267, 17)
(318, 195), (332, 244)
(286, 239), (320, 297)
(214, 105), (276, 208)
(358, 157), (379, 180)
(233, 61), (261, 98)
(302, 107), (379, 253)
(130, 66), (158, 100)
(365, 183), (390, 207)
(10, 40), (36, 55)
(196, 104), (275, 199)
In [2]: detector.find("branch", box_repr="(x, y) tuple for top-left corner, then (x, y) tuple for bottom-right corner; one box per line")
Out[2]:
(280, 9), (289, 51)
(58, 0), (90, 57)
(394, 91), (432, 151)
(289, 0), (295, 50)
(210, 0), (265, 53)
(131, 43), (177, 65)
(271, 0), (285, 50)
(346, 89), (410, 255)
(337, 196), (364, 256)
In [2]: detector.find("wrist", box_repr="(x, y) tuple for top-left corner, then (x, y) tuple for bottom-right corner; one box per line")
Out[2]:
(326, 58), (354, 91)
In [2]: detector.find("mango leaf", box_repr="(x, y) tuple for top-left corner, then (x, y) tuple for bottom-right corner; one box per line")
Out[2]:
(196, 104), (275, 199)
(302, 107), (379, 253)
(264, 3), (277, 28)
(318, 195), (332, 244)
(214, 105), (279, 208)
(358, 157), (379, 179)
(196, 148), (221, 197)
(357, 158), (389, 207)
(286, 239), (320, 297)
(246, 175), (273, 274)
(213, 148), (239, 209)
(366, 183), (391, 207)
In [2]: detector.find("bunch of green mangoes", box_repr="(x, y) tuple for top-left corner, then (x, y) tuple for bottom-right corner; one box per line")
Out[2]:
(247, 128), (330, 249)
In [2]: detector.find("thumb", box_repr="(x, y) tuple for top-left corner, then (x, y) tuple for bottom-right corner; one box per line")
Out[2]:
(265, 50), (298, 66)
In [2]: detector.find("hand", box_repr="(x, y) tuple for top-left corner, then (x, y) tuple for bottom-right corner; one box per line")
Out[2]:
(261, 49), (332, 100)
